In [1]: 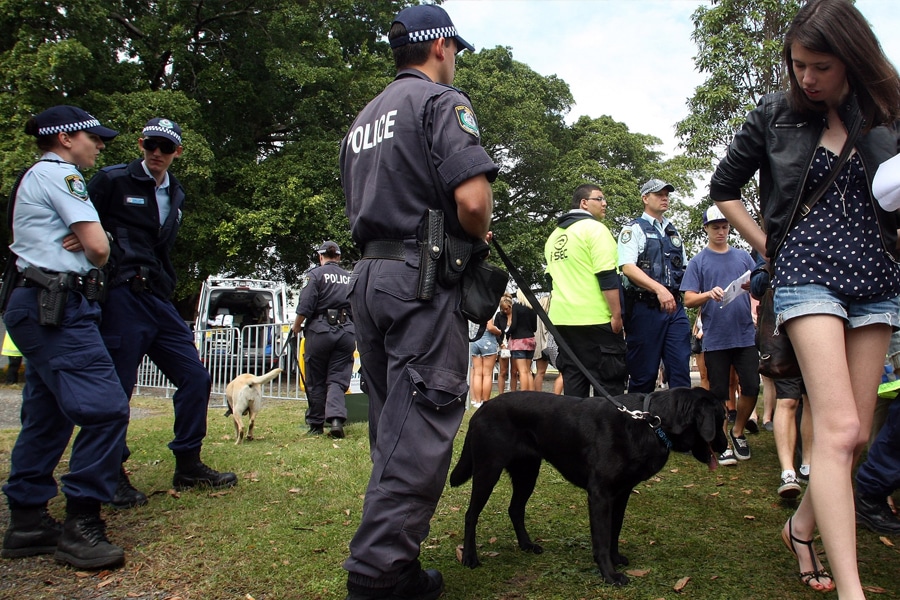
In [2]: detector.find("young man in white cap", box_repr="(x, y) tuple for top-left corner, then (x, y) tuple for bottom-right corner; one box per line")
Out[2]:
(339, 4), (497, 599)
(680, 205), (757, 465)
(88, 118), (236, 509)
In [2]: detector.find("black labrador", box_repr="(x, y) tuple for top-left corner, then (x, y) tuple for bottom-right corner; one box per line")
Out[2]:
(449, 387), (727, 585)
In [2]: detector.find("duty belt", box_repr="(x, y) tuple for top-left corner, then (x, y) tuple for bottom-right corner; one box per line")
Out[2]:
(362, 240), (406, 261)
(630, 288), (682, 304)
(16, 266), (105, 302)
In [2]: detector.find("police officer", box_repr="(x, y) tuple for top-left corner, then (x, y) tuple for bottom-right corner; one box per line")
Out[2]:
(617, 178), (692, 393)
(339, 5), (497, 599)
(1, 106), (129, 569)
(292, 240), (355, 438)
(87, 118), (236, 509)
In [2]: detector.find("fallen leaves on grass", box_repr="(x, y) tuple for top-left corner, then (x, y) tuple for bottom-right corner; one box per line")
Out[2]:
(625, 568), (651, 577)
(879, 536), (894, 547)
(674, 576), (690, 592)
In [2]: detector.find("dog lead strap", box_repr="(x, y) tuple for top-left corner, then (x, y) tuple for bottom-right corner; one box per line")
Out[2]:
(491, 237), (666, 439)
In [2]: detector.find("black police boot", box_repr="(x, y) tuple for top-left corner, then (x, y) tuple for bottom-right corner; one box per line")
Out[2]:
(108, 467), (148, 509)
(346, 563), (444, 600)
(54, 512), (124, 569)
(856, 493), (900, 535)
(1, 505), (62, 558)
(172, 452), (238, 490)
(329, 418), (346, 439)
(307, 424), (324, 435)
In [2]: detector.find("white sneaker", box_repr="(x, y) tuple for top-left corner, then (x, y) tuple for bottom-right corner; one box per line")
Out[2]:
(778, 473), (802, 499)
(470, 401), (482, 409)
(719, 448), (738, 466)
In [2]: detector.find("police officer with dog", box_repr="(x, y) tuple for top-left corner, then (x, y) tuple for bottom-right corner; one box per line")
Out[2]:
(618, 179), (692, 393)
(292, 240), (355, 438)
(1, 106), (129, 569)
(339, 4), (497, 599)
(87, 117), (236, 509)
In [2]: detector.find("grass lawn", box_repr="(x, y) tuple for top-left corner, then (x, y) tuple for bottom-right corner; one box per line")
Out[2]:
(0, 394), (898, 599)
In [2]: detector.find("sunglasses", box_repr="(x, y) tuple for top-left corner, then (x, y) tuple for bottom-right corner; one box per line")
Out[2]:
(142, 138), (178, 154)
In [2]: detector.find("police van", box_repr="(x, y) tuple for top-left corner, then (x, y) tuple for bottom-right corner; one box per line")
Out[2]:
(193, 277), (291, 371)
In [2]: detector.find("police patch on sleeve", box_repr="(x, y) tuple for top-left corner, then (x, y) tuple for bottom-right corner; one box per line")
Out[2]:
(455, 105), (480, 137)
(65, 174), (88, 200)
(671, 235), (682, 247)
(619, 229), (632, 244)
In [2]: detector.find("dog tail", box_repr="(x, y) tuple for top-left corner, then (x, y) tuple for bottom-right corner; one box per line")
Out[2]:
(449, 434), (474, 487)
(250, 367), (283, 386)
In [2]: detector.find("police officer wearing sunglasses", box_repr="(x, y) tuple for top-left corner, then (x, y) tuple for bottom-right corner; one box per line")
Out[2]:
(87, 118), (236, 509)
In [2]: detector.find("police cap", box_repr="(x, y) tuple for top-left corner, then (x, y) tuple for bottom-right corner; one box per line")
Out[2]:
(317, 241), (341, 255)
(28, 105), (118, 141)
(142, 117), (183, 146)
(389, 4), (475, 53)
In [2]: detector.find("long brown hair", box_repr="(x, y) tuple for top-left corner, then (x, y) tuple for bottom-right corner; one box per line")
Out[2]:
(783, 0), (900, 128)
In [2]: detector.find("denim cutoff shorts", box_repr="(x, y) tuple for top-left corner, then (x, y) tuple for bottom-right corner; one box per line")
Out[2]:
(470, 334), (498, 357)
(774, 283), (900, 332)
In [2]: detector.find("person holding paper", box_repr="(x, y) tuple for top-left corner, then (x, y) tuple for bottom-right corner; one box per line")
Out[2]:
(681, 205), (757, 465)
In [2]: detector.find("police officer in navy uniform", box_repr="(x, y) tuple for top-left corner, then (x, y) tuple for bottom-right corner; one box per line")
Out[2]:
(87, 118), (236, 509)
(292, 240), (355, 438)
(617, 179), (692, 393)
(339, 5), (497, 599)
(1, 106), (129, 569)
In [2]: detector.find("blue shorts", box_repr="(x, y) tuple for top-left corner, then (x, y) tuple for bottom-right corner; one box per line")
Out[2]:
(510, 349), (534, 360)
(470, 333), (498, 357)
(774, 284), (900, 332)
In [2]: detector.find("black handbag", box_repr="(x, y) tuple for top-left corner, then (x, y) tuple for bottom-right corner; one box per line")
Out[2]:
(690, 334), (702, 355)
(756, 286), (801, 379)
(460, 258), (508, 326)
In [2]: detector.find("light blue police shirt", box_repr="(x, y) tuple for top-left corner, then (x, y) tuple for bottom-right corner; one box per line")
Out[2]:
(140, 160), (171, 225)
(10, 152), (101, 275)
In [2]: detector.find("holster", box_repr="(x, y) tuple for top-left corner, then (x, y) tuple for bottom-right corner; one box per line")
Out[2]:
(417, 209), (444, 300)
(23, 266), (69, 327)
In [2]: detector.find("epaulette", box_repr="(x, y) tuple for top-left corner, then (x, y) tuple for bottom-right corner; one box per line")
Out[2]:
(99, 163), (129, 173)
(436, 82), (470, 100)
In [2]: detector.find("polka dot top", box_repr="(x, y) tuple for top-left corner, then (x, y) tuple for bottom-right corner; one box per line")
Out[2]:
(773, 146), (900, 299)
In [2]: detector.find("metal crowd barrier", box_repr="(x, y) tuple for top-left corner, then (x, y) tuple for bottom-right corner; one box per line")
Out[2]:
(134, 323), (306, 406)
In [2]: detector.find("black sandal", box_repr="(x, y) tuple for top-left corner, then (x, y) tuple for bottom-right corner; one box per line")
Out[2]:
(780, 517), (834, 592)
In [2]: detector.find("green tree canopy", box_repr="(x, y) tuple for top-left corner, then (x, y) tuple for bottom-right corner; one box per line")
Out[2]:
(676, 0), (800, 226)
(2, 0), (706, 304)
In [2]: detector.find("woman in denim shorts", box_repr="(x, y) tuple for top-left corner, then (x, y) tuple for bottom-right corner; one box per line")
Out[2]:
(709, 1), (900, 595)
(469, 322), (499, 407)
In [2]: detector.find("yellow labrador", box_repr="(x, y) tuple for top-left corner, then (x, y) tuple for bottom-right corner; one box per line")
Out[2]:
(224, 368), (283, 444)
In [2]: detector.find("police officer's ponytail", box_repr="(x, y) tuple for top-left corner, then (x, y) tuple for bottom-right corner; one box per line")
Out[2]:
(24, 117), (57, 152)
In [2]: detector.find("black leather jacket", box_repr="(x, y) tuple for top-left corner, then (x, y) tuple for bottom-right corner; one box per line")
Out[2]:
(710, 91), (900, 262)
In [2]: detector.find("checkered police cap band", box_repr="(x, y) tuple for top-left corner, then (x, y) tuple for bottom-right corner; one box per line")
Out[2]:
(38, 118), (102, 137)
(142, 125), (182, 145)
(389, 4), (474, 52)
(408, 26), (458, 45)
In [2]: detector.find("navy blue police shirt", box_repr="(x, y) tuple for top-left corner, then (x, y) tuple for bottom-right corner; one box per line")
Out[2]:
(340, 68), (498, 244)
(297, 261), (354, 335)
